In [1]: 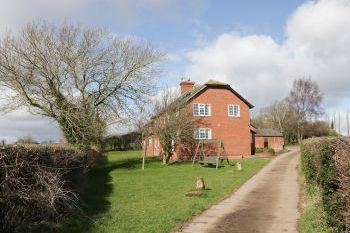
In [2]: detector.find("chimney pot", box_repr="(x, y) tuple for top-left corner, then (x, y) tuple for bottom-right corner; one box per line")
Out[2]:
(180, 79), (195, 94)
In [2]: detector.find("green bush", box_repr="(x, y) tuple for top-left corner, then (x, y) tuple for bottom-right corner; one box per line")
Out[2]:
(255, 148), (275, 155)
(0, 145), (100, 233)
(301, 137), (350, 231)
(255, 148), (264, 153)
(267, 148), (275, 155)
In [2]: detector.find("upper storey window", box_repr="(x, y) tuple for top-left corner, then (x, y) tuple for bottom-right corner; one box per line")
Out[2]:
(228, 104), (240, 117)
(193, 103), (211, 116)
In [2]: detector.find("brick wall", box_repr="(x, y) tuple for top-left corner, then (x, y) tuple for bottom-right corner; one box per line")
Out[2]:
(255, 136), (284, 151)
(189, 87), (252, 156)
(145, 135), (161, 156)
(146, 85), (253, 159)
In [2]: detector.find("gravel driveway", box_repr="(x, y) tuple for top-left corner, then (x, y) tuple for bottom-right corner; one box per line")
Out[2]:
(176, 147), (300, 233)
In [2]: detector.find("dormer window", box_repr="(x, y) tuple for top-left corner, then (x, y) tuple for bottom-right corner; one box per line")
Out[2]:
(228, 104), (240, 117)
(193, 103), (211, 116)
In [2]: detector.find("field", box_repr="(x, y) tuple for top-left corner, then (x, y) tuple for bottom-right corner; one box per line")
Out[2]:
(49, 151), (271, 233)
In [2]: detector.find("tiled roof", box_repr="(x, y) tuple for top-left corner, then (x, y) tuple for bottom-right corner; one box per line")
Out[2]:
(180, 79), (254, 109)
(255, 129), (283, 137)
(205, 79), (228, 85)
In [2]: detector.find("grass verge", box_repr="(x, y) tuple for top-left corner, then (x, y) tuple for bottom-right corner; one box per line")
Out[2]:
(298, 165), (335, 233)
(47, 151), (270, 233)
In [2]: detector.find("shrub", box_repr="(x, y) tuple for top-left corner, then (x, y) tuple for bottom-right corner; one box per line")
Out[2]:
(267, 148), (275, 155)
(0, 145), (99, 233)
(255, 148), (275, 155)
(255, 148), (264, 153)
(301, 137), (350, 231)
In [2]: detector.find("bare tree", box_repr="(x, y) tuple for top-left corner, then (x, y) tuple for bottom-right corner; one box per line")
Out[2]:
(252, 100), (299, 144)
(253, 100), (289, 132)
(0, 21), (164, 149)
(131, 105), (152, 170)
(286, 78), (323, 143)
(148, 88), (199, 165)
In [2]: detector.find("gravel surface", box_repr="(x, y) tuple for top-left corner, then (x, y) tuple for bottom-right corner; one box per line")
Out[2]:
(176, 147), (300, 233)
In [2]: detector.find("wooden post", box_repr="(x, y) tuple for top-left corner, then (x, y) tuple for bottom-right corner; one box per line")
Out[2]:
(142, 132), (146, 170)
(192, 142), (200, 166)
(216, 140), (221, 170)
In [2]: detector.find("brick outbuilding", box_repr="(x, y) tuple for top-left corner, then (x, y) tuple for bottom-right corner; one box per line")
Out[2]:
(255, 129), (284, 151)
(146, 79), (255, 159)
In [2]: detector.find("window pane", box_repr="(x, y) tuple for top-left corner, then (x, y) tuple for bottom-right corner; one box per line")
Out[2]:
(228, 105), (240, 116)
(207, 129), (212, 139)
(194, 103), (210, 116)
(234, 105), (240, 116)
(199, 129), (206, 139)
(193, 104), (199, 115)
(195, 128), (212, 139)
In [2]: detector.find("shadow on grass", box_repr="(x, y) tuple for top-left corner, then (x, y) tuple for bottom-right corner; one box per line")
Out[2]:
(44, 154), (151, 233)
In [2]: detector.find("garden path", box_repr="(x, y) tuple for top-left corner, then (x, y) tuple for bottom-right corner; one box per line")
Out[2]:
(175, 147), (300, 233)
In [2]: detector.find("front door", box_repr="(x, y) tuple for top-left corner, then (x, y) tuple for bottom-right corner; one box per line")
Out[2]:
(250, 131), (255, 155)
(264, 137), (268, 148)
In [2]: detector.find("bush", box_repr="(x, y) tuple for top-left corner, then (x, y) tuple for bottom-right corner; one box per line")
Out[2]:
(103, 131), (142, 151)
(267, 148), (275, 155)
(0, 145), (99, 233)
(255, 148), (275, 155)
(301, 137), (350, 231)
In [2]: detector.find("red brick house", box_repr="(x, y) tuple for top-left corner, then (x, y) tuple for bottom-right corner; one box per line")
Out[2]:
(255, 129), (284, 151)
(146, 79), (255, 158)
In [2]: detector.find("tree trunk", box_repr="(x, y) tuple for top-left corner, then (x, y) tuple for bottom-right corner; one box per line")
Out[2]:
(297, 121), (301, 144)
(162, 151), (172, 165)
(162, 153), (167, 165)
(57, 112), (105, 150)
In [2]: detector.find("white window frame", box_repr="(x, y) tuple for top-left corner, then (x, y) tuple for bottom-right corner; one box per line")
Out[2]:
(194, 128), (212, 140)
(228, 104), (240, 117)
(193, 103), (211, 116)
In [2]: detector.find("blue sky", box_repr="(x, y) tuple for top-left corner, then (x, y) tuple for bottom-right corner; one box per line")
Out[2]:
(104, 0), (308, 87)
(112, 1), (307, 45)
(0, 0), (350, 141)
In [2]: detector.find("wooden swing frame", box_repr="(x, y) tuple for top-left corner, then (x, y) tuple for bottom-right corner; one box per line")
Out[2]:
(191, 139), (230, 169)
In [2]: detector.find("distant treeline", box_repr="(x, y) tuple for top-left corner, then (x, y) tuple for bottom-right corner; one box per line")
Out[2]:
(103, 131), (142, 151)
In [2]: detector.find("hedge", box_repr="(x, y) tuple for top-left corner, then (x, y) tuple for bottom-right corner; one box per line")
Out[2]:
(0, 145), (100, 233)
(301, 137), (350, 231)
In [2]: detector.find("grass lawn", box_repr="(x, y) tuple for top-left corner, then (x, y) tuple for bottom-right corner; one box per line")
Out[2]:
(52, 151), (271, 233)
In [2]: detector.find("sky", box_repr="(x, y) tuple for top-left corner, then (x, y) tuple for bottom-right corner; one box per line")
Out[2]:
(0, 0), (350, 142)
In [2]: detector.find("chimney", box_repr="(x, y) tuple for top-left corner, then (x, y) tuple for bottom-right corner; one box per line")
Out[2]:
(180, 78), (195, 94)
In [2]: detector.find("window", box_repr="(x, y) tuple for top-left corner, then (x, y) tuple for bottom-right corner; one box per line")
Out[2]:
(228, 104), (240, 117)
(193, 103), (211, 116)
(194, 128), (212, 139)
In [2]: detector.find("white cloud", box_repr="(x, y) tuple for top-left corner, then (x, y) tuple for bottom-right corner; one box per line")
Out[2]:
(186, 0), (350, 112)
